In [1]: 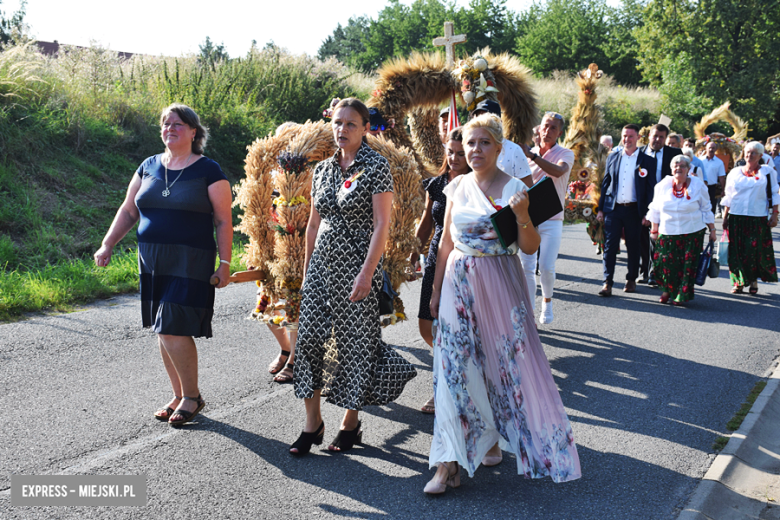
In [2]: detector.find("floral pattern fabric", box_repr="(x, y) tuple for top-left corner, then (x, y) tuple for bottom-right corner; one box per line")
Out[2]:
(653, 230), (706, 303)
(430, 174), (581, 482)
(727, 215), (778, 286)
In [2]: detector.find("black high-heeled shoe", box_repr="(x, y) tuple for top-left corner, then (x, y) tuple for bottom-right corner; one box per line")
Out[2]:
(289, 422), (324, 457)
(328, 421), (362, 452)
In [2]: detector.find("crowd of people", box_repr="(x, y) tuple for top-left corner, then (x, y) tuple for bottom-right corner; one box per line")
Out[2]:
(94, 99), (777, 496)
(597, 123), (778, 301)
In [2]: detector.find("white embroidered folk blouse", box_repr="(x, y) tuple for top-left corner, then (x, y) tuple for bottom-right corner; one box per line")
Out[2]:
(721, 165), (780, 217)
(646, 175), (714, 235)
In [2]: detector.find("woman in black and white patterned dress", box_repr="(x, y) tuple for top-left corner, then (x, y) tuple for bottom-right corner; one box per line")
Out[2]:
(290, 98), (416, 456)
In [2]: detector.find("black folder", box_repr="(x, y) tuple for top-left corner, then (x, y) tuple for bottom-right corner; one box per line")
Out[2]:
(489, 176), (563, 248)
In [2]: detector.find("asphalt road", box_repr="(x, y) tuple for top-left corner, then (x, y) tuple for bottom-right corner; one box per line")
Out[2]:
(1, 223), (779, 519)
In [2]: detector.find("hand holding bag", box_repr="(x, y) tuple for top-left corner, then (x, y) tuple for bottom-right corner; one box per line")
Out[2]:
(695, 242), (712, 286)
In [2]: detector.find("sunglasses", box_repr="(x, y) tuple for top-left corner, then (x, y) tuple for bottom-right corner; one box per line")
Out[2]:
(370, 124), (387, 132)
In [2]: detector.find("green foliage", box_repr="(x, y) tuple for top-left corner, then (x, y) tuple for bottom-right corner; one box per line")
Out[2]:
(516, 0), (611, 76)
(0, 0), (25, 46)
(516, 0), (644, 86)
(0, 40), (363, 289)
(0, 249), (139, 321)
(601, 0), (644, 86)
(637, 0), (780, 136)
(198, 36), (229, 68)
(657, 52), (712, 135)
(713, 379), (768, 451)
(726, 380), (767, 431)
(533, 73), (661, 138)
(318, 0), (520, 72)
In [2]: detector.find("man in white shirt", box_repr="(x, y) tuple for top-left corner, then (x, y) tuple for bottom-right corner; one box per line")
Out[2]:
(470, 100), (533, 188)
(638, 124), (682, 285)
(701, 141), (727, 215)
(517, 112), (575, 324)
(596, 124), (658, 296)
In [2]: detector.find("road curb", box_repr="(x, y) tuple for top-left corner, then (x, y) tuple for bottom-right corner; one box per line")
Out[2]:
(678, 363), (780, 519)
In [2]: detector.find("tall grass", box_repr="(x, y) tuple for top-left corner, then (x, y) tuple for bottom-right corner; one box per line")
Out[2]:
(532, 71), (662, 138)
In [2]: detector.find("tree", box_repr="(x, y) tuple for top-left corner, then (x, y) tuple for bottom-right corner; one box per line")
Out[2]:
(198, 36), (229, 69)
(0, 0), (26, 45)
(637, 0), (780, 135)
(601, 0), (644, 85)
(317, 17), (371, 66)
(515, 0), (612, 77)
(316, 0), (521, 71)
(457, 0), (519, 55)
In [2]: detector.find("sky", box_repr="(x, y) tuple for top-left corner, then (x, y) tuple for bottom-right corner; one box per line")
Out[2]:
(4, 0), (538, 57)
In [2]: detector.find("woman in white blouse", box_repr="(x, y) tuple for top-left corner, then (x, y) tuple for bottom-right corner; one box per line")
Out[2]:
(721, 141), (779, 294)
(647, 155), (716, 305)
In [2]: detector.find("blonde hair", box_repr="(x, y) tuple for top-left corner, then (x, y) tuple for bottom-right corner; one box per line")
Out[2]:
(462, 113), (504, 147)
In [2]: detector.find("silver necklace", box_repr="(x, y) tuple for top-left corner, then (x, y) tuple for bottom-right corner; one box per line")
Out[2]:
(477, 169), (500, 196)
(162, 152), (193, 197)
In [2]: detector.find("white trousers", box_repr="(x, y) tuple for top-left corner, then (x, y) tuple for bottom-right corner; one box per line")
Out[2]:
(520, 219), (563, 310)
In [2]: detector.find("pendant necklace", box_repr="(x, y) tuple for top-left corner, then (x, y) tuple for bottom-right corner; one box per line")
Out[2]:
(478, 170), (501, 209)
(162, 152), (193, 197)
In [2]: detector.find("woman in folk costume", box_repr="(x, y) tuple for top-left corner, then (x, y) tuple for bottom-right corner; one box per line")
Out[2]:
(425, 113), (581, 494)
(721, 141), (779, 294)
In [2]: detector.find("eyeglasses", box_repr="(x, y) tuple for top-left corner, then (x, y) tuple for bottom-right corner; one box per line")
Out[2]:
(370, 124), (386, 132)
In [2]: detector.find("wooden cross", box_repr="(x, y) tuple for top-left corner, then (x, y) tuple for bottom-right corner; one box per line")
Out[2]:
(433, 22), (466, 69)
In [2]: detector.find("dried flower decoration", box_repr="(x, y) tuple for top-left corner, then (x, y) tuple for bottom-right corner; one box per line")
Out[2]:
(277, 152), (308, 174)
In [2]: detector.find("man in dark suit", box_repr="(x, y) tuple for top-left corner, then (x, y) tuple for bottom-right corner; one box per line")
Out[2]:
(596, 124), (658, 296)
(638, 124), (682, 285)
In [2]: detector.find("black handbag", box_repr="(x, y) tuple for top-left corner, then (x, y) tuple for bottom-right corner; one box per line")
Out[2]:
(695, 242), (712, 286)
(378, 270), (397, 315)
(708, 246), (720, 278)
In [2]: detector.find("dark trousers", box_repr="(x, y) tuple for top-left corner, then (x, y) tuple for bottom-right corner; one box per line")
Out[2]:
(640, 226), (655, 279)
(603, 204), (642, 285)
(707, 184), (720, 215)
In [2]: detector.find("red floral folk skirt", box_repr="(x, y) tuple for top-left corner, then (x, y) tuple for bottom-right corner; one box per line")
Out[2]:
(727, 215), (778, 286)
(653, 229), (706, 303)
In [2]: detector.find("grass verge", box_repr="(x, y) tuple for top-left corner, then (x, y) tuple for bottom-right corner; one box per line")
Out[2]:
(712, 380), (768, 451)
(0, 240), (249, 322)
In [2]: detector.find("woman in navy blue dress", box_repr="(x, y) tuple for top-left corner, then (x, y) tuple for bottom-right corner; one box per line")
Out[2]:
(94, 104), (233, 426)
(409, 128), (471, 413)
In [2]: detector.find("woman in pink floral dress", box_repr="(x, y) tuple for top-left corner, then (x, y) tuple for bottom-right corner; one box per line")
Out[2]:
(425, 114), (581, 494)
